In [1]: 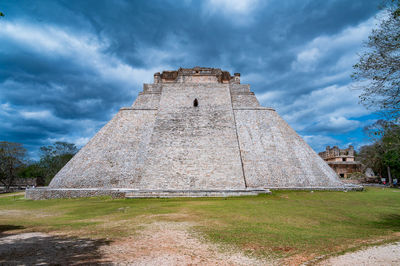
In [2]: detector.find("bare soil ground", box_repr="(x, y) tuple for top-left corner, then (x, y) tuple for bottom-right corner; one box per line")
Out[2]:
(0, 222), (266, 265)
(100, 221), (264, 265)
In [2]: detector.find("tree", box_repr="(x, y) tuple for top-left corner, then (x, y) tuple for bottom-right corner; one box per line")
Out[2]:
(0, 11), (4, 17)
(358, 120), (400, 185)
(352, 1), (400, 121)
(358, 141), (385, 178)
(0, 142), (26, 191)
(18, 163), (46, 186)
(39, 142), (78, 185)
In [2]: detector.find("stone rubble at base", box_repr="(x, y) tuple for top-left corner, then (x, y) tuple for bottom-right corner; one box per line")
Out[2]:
(26, 67), (362, 199)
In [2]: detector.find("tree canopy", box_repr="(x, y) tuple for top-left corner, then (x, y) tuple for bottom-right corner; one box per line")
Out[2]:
(0, 141), (78, 188)
(352, 1), (400, 121)
(0, 141), (26, 190)
(39, 142), (78, 185)
(357, 120), (400, 181)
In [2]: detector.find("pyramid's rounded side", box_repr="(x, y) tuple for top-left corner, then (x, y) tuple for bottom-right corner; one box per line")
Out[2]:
(234, 108), (362, 190)
(48, 109), (159, 189)
(25, 109), (147, 200)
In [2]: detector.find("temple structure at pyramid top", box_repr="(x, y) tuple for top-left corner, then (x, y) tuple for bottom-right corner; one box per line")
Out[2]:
(26, 67), (362, 199)
(153, 67), (240, 84)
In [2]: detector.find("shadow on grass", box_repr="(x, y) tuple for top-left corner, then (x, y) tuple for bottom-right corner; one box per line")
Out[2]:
(0, 232), (111, 265)
(373, 214), (400, 231)
(0, 224), (25, 235)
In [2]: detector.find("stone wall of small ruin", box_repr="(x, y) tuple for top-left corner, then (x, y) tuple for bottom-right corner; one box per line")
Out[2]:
(319, 145), (355, 161)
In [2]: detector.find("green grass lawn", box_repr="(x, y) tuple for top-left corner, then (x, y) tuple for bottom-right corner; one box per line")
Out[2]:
(0, 187), (399, 260)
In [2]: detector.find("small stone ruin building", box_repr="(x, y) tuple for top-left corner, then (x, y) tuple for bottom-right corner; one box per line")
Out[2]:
(26, 67), (361, 199)
(318, 145), (362, 178)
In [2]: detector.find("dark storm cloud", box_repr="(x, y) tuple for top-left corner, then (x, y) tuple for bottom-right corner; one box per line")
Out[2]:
(0, 0), (380, 157)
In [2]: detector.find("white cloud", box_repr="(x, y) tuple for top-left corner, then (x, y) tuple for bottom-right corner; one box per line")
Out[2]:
(203, 0), (262, 25)
(270, 13), (385, 142)
(206, 0), (259, 14)
(313, 116), (361, 133)
(292, 48), (321, 72)
(134, 34), (184, 70)
(0, 103), (12, 112)
(291, 15), (378, 74)
(0, 20), (176, 135)
(0, 21), (157, 89)
(241, 72), (265, 84)
(0, 20), (185, 156)
(256, 90), (285, 104)
(302, 134), (341, 153)
(44, 118), (105, 149)
(47, 136), (91, 148)
(276, 84), (370, 134)
(20, 110), (53, 120)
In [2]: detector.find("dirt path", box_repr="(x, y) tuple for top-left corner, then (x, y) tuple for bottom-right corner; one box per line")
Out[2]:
(100, 221), (265, 265)
(317, 242), (400, 266)
(0, 222), (267, 265)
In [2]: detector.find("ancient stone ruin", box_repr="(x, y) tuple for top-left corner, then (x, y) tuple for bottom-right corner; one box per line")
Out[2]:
(319, 145), (362, 178)
(26, 67), (361, 199)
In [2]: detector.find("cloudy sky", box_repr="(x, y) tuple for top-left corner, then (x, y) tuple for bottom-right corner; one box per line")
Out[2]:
(1, 0), (381, 159)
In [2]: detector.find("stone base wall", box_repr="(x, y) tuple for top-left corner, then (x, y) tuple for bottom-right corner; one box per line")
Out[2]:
(25, 188), (126, 200)
(25, 188), (271, 200)
(25, 185), (362, 200)
(268, 185), (363, 191)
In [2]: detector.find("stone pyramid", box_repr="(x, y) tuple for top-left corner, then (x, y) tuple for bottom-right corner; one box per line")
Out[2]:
(27, 67), (360, 199)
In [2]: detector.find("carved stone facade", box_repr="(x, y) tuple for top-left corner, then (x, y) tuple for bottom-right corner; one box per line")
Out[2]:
(319, 146), (362, 178)
(26, 67), (361, 199)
